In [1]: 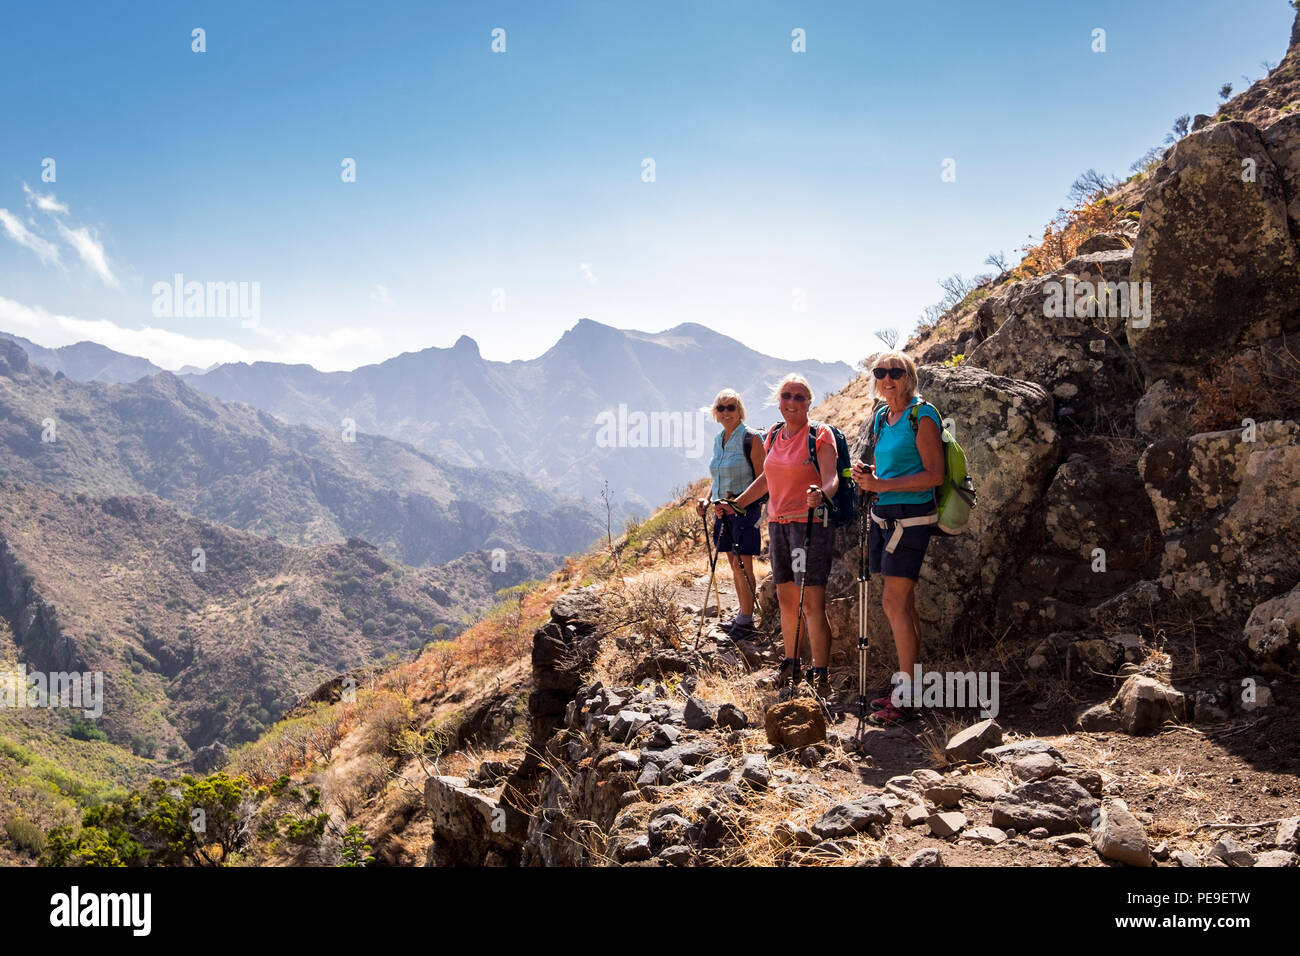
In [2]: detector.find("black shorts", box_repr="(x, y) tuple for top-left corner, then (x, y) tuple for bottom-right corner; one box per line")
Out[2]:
(712, 507), (762, 557)
(868, 502), (936, 580)
(769, 518), (835, 587)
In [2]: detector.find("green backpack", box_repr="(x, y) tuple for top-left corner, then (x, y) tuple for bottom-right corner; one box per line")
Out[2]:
(869, 400), (977, 535)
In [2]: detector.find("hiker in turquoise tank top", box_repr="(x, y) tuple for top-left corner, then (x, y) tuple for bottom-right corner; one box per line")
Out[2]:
(850, 350), (944, 725)
(696, 388), (765, 636)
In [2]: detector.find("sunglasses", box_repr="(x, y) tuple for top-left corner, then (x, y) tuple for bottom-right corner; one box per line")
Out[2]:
(715, 403), (737, 412)
(872, 367), (906, 380)
(780, 392), (809, 402)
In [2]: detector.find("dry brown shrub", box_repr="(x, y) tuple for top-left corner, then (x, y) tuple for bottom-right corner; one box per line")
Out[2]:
(1186, 346), (1300, 432)
(1017, 197), (1132, 278)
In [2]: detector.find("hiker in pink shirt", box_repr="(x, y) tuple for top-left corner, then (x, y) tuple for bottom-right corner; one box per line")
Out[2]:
(723, 373), (839, 697)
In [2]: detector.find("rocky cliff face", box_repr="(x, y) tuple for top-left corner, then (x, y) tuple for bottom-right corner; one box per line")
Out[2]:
(803, 12), (1300, 672)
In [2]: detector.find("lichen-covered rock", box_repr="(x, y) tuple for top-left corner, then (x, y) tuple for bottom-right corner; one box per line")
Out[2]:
(966, 274), (1142, 429)
(1134, 378), (1194, 439)
(1243, 583), (1300, 673)
(1039, 455), (1160, 604)
(1130, 121), (1300, 385)
(1262, 112), (1300, 239)
(1139, 420), (1300, 618)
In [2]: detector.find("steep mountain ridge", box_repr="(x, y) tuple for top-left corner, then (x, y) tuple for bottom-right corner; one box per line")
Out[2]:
(0, 338), (599, 566)
(0, 332), (166, 383)
(177, 318), (853, 512)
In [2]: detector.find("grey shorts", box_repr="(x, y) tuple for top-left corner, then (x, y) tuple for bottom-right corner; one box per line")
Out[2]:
(769, 519), (835, 587)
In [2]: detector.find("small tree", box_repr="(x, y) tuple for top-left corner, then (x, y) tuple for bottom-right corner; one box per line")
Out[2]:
(1067, 169), (1119, 206)
(1164, 115), (1191, 144)
(874, 328), (899, 349)
(983, 251), (1009, 274)
(1218, 82), (1233, 99)
(428, 641), (455, 688)
(338, 825), (375, 866)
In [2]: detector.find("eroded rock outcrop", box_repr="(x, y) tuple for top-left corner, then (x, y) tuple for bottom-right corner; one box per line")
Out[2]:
(1129, 121), (1300, 385)
(1138, 420), (1299, 618)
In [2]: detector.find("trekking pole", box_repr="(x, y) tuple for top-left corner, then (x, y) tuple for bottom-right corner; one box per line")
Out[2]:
(786, 496), (817, 697)
(856, 489), (876, 737)
(694, 510), (723, 649)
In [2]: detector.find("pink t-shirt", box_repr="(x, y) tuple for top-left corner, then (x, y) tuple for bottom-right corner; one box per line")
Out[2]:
(763, 421), (836, 523)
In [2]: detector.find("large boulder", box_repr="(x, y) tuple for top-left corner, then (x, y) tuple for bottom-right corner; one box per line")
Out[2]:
(1262, 113), (1300, 240)
(966, 272), (1142, 429)
(846, 365), (1060, 648)
(1129, 121), (1300, 385)
(425, 775), (529, 866)
(1138, 420), (1300, 618)
(1032, 455), (1160, 605)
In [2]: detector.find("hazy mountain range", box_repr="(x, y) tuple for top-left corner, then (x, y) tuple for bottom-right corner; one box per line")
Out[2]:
(0, 338), (598, 566)
(3, 320), (854, 514)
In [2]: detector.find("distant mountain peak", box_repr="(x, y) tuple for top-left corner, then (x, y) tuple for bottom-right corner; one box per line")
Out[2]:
(452, 334), (481, 358)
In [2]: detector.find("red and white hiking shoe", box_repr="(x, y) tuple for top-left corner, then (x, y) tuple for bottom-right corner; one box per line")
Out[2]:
(866, 701), (914, 725)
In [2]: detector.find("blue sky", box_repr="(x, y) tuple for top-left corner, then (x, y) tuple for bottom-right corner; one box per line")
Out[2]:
(1, 0), (1295, 371)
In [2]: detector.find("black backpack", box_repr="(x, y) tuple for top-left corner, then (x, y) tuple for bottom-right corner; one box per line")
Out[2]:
(740, 427), (769, 507)
(764, 420), (856, 527)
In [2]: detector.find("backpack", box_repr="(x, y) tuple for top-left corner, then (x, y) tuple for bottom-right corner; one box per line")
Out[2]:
(764, 420), (857, 527)
(740, 427), (769, 507)
(868, 400), (977, 536)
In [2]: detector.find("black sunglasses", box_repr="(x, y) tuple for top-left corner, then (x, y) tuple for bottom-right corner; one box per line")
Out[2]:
(780, 392), (809, 402)
(872, 367), (906, 380)
(715, 403), (737, 412)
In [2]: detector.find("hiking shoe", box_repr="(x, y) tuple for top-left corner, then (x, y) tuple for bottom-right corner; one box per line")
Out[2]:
(722, 614), (754, 637)
(866, 702), (914, 725)
(807, 668), (833, 699)
(775, 657), (800, 686)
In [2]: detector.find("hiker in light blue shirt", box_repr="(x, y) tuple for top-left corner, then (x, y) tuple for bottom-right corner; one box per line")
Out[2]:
(697, 388), (765, 636)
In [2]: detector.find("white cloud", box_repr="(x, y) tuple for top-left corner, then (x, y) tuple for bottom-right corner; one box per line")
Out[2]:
(369, 283), (395, 307)
(22, 183), (69, 216)
(0, 208), (62, 266)
(0, 296), (384, 372)
(579, 262), (599, 285)
(55, 222), (119, 288)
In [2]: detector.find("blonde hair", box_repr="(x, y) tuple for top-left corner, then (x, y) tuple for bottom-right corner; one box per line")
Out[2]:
(768, 373), (814, 408)
(868, 351), (919, 403)
(709, 388), (747, 423)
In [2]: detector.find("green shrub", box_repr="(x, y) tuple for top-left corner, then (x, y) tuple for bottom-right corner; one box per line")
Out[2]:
(5, 817), (46, 856)
(67, 717), (109, 742)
